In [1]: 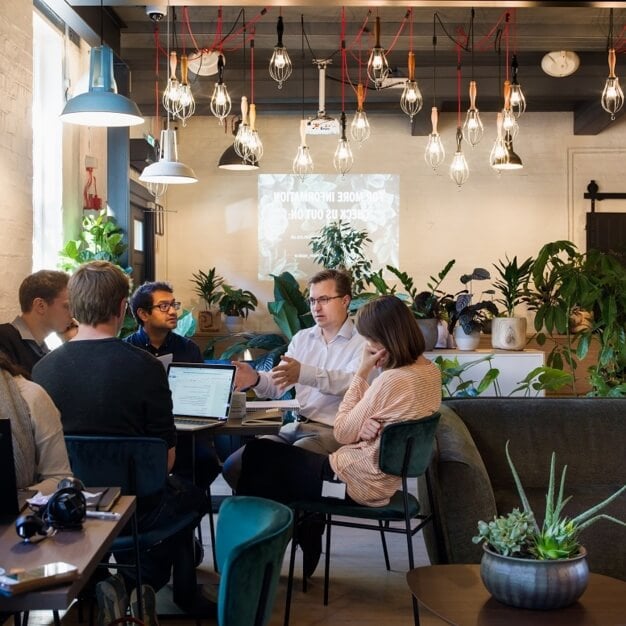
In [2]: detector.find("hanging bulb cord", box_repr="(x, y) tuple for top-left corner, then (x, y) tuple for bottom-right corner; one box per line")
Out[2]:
(470, 8), (475, 80)
(99, 0), (104, 46)
(456, 42), (462, 130)
(153, 25), (161, 137)
(504, 12), (510, 83)
(608, 8), (614, 51)
(432, 13), (437, 106)
(250, 32), (255, 104)
(300, 15), (306, 120)
(341, 7), (346, 115)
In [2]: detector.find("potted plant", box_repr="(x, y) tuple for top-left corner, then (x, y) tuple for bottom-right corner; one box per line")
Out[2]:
(473, 441), (626, 610)
(219, 284), (258, 332)
(491, 255), (534, 351)
(445, 268), (497, 350)
(190, 267), (225, 333)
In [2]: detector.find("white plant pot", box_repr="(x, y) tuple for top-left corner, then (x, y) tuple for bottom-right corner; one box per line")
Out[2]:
(453, 327), (481, 350)
(224, 315), (244, 333)
(491, 317), (527, 351)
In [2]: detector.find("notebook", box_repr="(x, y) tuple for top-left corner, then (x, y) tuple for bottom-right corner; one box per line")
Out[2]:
(0, 419), (20, 523)
(167, 362), (237, 431)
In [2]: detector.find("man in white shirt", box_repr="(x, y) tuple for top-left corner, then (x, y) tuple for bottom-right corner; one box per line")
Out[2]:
(223, 269), (365, 485)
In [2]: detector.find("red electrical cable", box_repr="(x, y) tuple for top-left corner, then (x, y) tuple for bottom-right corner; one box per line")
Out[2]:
(457, 43), (462, 128)
(386, 10), (410, 55)
(474, 10), (509, 52)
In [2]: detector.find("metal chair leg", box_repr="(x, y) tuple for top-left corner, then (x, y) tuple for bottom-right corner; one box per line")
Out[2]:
(323, 514), (331, 606)
(283, 515), (299, 626)
(379, 520), (391, 570)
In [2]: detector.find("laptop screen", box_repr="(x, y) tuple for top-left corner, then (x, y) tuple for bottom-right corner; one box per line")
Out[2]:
(167, 363), (236, 420)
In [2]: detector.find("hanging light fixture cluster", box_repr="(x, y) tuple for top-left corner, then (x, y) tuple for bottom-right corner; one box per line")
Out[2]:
(140, 5), (197, 192)
(161, 9), (196, 126)
(269, 14), (293, 89)
(601, 8), (624, 120)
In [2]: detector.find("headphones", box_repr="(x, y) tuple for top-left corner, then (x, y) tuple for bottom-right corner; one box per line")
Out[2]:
(15, 478), (87, 542)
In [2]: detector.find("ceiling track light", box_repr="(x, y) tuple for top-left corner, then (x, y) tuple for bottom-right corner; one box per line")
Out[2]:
(269, 15), (293, 89)
(367, 16), (390, 90)
(210, 54), (232, 124)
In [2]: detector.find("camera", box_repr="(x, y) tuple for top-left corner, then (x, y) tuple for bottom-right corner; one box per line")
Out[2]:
(145, 5), (167, 21)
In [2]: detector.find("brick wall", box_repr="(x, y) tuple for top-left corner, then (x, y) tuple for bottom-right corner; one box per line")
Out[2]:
(0, 1), (33, 318)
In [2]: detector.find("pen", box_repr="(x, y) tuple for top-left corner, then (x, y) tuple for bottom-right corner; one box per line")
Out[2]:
(86, 511), (121, 521)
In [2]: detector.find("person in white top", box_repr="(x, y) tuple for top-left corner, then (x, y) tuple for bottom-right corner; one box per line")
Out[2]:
(223, 269), (366, 487)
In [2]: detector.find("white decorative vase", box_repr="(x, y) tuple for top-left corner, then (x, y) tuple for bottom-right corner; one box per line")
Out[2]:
(453, 327), (481, 350)
(491, 317), (527, 350)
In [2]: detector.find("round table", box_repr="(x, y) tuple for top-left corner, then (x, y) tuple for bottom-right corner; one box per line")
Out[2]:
(406, 564), (626, 625)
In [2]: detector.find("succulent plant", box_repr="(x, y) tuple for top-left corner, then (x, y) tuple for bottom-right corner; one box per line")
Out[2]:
(473, 441), (626, 560)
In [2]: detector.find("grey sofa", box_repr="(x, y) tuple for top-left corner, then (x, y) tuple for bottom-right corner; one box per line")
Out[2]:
(421, 397), (626, 581)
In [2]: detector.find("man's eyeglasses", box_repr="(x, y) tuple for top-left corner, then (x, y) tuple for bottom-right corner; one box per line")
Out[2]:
(148, 301), (181, 313)
(308, 295), (343, 307)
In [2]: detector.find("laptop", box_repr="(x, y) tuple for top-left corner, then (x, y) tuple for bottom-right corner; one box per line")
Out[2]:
(167, 362), (237, 431)
(0, 419), (20, 523)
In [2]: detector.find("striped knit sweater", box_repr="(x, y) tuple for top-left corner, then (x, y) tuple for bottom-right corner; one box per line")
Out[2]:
(329, 356), (441, 506)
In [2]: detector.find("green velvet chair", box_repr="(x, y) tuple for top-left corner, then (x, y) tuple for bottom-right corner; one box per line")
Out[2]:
(216, 496), (293, 626)
(284, 412), (441, 626)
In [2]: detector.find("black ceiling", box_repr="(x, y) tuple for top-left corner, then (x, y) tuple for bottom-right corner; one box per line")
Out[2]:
(60, 1), (626, 135)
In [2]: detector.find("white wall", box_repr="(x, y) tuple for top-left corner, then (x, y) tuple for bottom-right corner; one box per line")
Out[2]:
(0, 0), (33, 319)
(157, 110), (626, 330)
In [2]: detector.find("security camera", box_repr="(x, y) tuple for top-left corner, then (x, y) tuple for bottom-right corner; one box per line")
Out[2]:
(146, 5), (167, 21)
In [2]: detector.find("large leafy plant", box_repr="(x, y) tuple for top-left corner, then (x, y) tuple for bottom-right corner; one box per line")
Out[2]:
(524, 240), (626, 397)
(58, 211), (130, 274)
(444, 268), (497, 334)
(473, 441), (626, 559)
(309, 220), (373, 294)
(190, 268), (224, 310)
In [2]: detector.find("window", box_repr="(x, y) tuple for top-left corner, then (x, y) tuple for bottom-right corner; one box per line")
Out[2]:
(32, 11), (64, 271)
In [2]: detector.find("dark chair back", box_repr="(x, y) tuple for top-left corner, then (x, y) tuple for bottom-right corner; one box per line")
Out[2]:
(378, 412), (441, 478)
(64, 436), (168, 498)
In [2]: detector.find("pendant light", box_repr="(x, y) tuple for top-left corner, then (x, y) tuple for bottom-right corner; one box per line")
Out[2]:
(425, 15), (445, 170)
(162, 51), (182, 116)
(60, 1), (143, 126)
(140, 5), (197, 187)
(350, 83), (371, 144)
(293, 120), (314, 180)
(176, 53), (196, 126)
(601, 9), (624, 120)
(269, 14), (293, 89)
(234, 96), (253, 159)
(210, 54), (232, 124)
(489, 112), (508, 170)
(367, 15), (390, 89)
(293, 16), (313, 179)
(462, 11), (483, 146)
(245, 34), (263, 163)
(449, 45), (469, 187)
(509, 55), (526, 117)
(400, 10), (422, 122)
(334, 11), (353, 176)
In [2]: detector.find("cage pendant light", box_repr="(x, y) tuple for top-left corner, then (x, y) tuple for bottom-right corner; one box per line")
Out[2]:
(425, 15), (444, 170)
(462, 81), (483, 146)
(163, 51), (182, 115)
(269, 15), (293, 89)
(489, 111), (509, 170)
(501, 80), (519, 139)
(244, 36), (263, 163)
(509, 54), (526, 117)
(351, 83), (371, 144)
(293, 119), (314, 180)
(367, 16), (390, 89)
(602, 10), (624, 120)
(234, 96), (253, 159)
(210, 54), (232, 124)
(175, 54), (196, 126)
(60, 0), (143, 127)
(449, 46), (469, 187)
(334, 12), (353, 176)
(400, 52), (423, 122)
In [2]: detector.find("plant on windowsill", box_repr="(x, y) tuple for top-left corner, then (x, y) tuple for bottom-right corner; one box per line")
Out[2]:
(472, 441), (626, 610)
(491, 254), (534, 351)
(191, 267), (225, 333)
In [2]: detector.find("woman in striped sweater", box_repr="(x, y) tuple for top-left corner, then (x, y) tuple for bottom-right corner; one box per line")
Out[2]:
(235, 295), (442, 574)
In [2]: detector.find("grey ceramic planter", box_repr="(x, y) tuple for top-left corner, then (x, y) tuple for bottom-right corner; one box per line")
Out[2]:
(480, 545), (589, 610)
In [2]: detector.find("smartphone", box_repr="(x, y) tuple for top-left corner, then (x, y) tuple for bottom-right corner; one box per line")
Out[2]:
(0, 562), (78, 596)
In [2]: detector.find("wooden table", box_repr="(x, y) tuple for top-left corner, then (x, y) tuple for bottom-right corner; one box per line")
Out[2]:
(0, 496), (136, 612)
(406, 564), (626, 626)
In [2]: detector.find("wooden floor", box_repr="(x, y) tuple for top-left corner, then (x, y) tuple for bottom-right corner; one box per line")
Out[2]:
(23, 477), (446, 626)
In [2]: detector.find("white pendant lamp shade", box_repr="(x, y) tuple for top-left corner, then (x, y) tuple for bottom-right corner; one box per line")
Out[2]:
(60, 45), (144, 127)
(140, 129), (197, 184)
